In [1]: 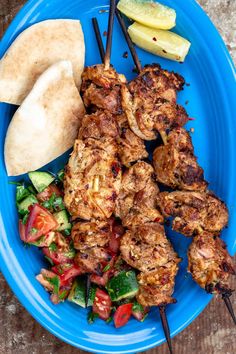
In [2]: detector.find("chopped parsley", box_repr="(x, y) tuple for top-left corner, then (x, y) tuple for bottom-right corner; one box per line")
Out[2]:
(42, 193), (65, 212)
(49, 242), (57, 252)
(87, 312), (99, 324)
(103, 264), (111, 273)
(44, 255), (54, 266)
(46, 276), (60, 295)
(57, 169), (65, 182)
(63, 228), (71, 236)
(59, 290), (68, 301)
(106, 316), (112, 324)
(30, 227), (38, 234)
(132, 302), (144, 313)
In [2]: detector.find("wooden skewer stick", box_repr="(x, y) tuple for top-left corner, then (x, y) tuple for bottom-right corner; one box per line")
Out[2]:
(104, 0), (117, 69)
(159, 305), (174, 354)
(92, 18), (105, 63)
(222, 294), (236, 325)
(115, 9), (142, 73)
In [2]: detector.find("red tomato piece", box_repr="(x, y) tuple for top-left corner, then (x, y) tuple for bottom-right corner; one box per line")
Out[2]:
(109, 222), (124, 254)
(109, 233), (121, 254)
(93, 289), (111, 321)
(90, 272), (110, 287)
(37, 184), (63, 202)
(43, 247), (73, 265)
(19, 220), (27, 242)
(25, 204), (58, 242)
(59, 265), (82, 286)
(51, 263), (73, 275)
(114, 303), (133, 328)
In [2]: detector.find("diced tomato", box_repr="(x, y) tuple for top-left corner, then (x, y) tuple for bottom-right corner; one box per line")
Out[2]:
(109, 233), (121, 254)
(25, 204), (58, 242)
(37, 184), (63, 202)
(108, 221), (124, 253)
(93, 289), (111, 321)
(51, 263), (73, 275)
(59, 265), (82, 286)
(19, 220), (27, 242)
(43, 247), (73, 265)
(90, 272), (110, 286)
(114, 303), (133, 328)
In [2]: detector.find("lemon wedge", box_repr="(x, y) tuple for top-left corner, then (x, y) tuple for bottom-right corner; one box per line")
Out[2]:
(128, 22), (191, 62)
(117, 0), (176, 30)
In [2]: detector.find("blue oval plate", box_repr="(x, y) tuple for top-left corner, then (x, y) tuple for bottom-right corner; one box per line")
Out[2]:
(0, 0), (235, 353)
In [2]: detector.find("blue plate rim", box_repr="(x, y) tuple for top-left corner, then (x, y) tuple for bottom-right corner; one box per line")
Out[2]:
(0, 0), (235, 353)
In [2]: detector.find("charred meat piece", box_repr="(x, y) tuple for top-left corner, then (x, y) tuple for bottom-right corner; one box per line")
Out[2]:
(81, 64), (126, 114)
(120, 223), (180, 306)
(137, 266), (179, 307)
(64, 137), (121, 220)
(71, 219), (113, 250)
(117, 127), (148, 167)
(158, 191), (228, 236)
(120, 223), (180, 272)
(188, 232), (235, 295)
(115, 161), (163, 227)
(121, 64), (188, 140)
(153, 128), (207, 191)
(79, 110), (119, 139)
(74, 247), (113, 274)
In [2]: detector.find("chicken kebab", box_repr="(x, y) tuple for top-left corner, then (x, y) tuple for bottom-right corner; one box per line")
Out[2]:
(116, 161), (181, 308)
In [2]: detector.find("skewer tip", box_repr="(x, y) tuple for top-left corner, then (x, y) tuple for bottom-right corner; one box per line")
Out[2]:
(159, 305), (174, 354)
(222, 293), (236, 325)
(104, 0), (117, 69)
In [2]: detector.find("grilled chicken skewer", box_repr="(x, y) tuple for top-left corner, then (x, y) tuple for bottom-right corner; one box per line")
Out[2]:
(64, 1), (124, 306)
(64, 2), (125, 220)
(116, 11), (188, 143)
(153, 127), (208, 191)
(116, 162), (180, 354)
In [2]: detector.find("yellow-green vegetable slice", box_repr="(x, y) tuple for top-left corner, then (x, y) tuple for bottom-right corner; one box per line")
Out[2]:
(117, 0), (176, 30)
(128, 22), (191, 62)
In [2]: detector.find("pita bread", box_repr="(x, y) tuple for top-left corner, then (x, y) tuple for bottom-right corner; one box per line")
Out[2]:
(0, 19), (85, 105)
(4, 60), (85, 176)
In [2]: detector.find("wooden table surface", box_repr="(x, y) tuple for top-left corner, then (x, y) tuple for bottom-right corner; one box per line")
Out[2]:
(0, 1), (235, 353)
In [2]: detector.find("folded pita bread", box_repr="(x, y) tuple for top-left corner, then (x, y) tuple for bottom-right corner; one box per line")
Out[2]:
(4, 60), (85, 176)
(0, 19), (85, 105)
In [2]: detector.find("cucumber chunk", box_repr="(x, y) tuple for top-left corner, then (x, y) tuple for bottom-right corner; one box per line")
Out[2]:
(106, 270), (139, 301)
(68, 277), (96, 308)
(28, 171), (54, 193)
(18, 194), (38, 213)
(53, 210), (71, 231)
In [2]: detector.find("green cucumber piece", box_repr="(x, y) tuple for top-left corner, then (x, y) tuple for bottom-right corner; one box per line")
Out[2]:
(18, 194), (38, 213)
(106, 270), (139, 301)
(53, 210), (71, 231)
(28, 171), (54, 193)
(68, 277), (96, 308)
